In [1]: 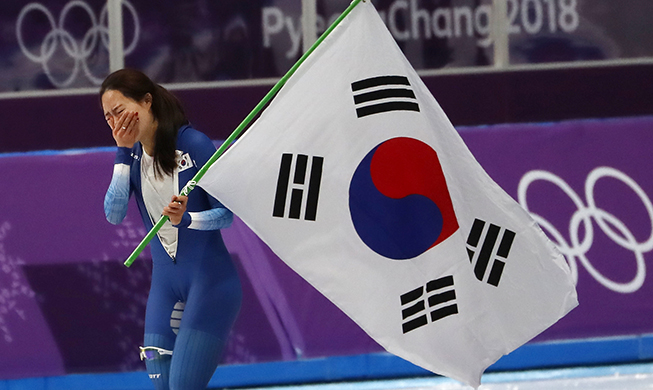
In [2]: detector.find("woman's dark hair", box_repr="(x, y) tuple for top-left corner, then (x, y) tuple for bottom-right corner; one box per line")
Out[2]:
(100, 68), (188, 178)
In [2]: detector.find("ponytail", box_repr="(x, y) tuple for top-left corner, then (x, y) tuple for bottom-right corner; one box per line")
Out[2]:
(150, 84), (188, 177)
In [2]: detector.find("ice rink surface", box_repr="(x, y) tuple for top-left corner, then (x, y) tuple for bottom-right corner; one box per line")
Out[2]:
(239, 363), (653, 390)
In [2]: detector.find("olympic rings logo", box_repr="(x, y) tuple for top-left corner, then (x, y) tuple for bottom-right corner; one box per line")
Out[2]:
(17, 0), (140, 88)
(518, 167), (653, 294)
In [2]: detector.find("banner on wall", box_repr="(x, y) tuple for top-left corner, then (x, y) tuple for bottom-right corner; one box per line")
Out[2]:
(2, 0), (653, 91)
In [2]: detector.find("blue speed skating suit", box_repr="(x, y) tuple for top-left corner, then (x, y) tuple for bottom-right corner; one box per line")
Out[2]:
(104, 125), (242, 390)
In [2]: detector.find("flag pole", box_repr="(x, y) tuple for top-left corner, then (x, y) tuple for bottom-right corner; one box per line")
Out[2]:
(123, 0), (365, 267)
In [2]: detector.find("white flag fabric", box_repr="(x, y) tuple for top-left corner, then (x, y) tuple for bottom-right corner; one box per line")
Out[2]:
(199, 2), (578, 387)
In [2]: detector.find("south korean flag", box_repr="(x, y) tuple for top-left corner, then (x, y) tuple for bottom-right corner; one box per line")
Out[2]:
(198, 2), (577, 388)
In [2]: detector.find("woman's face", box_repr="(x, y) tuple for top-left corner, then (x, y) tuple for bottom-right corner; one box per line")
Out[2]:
(101, 89), (154, 141)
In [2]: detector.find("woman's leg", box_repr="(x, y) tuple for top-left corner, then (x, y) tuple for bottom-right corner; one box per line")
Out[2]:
(143, 266), (180, 390)
(168, 258), (242, 390)
(143, 332), (175, 390)
(168, 328), (225, 390)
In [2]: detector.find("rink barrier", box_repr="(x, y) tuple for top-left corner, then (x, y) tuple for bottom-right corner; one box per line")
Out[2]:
(0, 334), (651, 390)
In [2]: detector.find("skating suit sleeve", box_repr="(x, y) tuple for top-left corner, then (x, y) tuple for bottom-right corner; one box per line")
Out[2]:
(104, 147), (133, 225)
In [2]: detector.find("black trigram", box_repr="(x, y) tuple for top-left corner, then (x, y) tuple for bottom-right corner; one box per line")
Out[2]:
(272, 153), (323, 221)
(400, 276), (458, 334)
(466, 218), (516, 287)
(351, 75), (420, 118)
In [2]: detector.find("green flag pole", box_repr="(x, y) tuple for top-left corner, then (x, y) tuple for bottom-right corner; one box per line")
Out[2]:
(123, 0), (365, 267)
